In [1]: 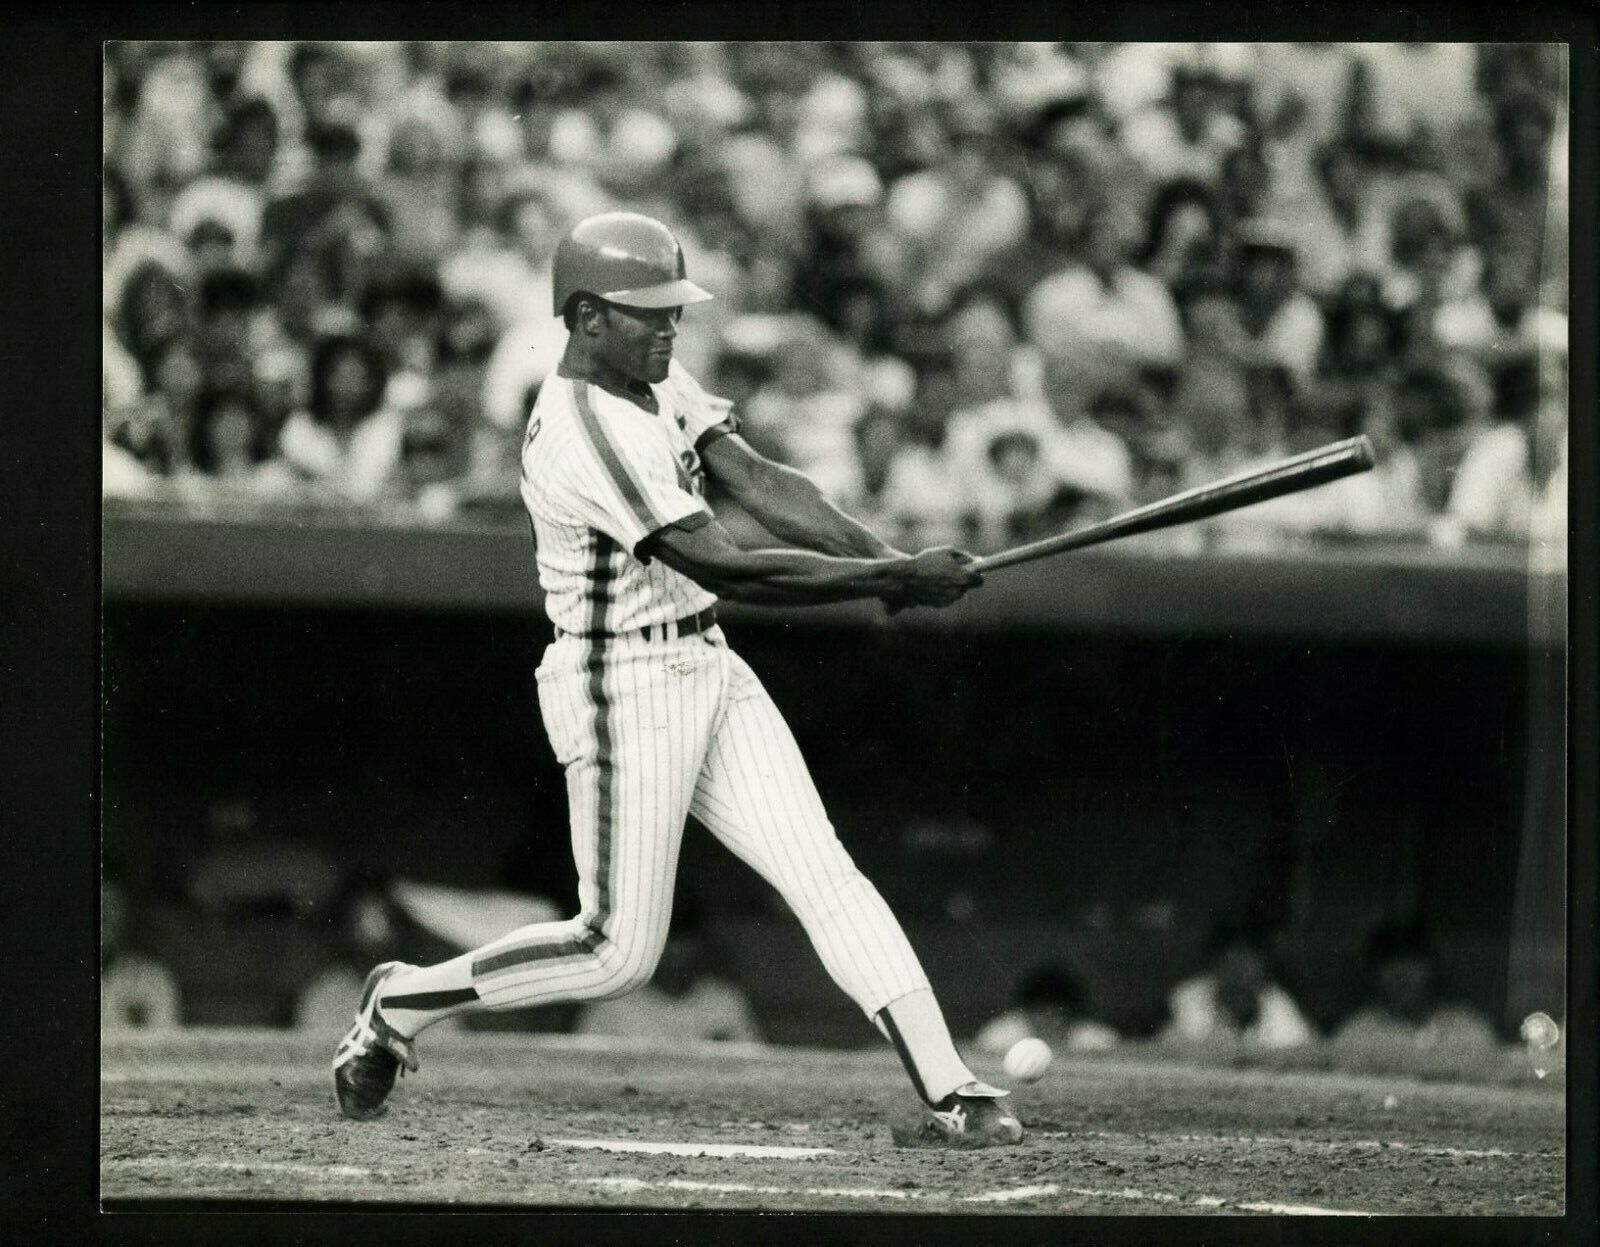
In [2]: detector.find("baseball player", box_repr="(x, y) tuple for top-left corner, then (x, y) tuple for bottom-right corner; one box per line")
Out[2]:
(334, 212), (1023, 1148)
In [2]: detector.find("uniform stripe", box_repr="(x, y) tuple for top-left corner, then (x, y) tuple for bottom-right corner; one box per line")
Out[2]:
(573, 381), (663, 534)
(587, 533), (619, 939)
(383, 987), (480, 1010)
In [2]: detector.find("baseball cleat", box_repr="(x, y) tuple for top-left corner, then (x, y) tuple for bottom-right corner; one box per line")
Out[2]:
(891, 1080), (1025, 1149)
(332, 961), (420, 1121)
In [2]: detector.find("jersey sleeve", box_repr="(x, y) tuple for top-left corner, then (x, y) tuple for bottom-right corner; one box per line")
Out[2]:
(666, 359), (741, 449)
(557, 381), (712, 558)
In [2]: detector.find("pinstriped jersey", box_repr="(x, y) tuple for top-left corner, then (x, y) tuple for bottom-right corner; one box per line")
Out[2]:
(520, 359), (739, 637)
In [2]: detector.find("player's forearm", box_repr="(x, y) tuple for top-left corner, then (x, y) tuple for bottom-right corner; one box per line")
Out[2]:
(736, 458), (901, 558)
(689, 545), (908, 606)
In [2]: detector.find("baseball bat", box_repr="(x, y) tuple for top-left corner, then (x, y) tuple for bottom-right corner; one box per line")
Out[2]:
(973, 434), (1376, 573)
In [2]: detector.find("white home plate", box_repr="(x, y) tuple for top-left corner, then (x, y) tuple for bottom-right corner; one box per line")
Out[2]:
(548, 1138), (836, 1159)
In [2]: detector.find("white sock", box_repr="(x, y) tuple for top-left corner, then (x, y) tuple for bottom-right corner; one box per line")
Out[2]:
(375, 953), (481, 1038)
(875, 988), (977, 1105)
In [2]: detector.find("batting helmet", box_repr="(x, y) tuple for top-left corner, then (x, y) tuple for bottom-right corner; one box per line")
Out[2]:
(551, 212), (713, 318)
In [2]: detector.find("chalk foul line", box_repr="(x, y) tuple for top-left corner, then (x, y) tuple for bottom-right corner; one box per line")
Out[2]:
(581, 1175), (1374, 1214)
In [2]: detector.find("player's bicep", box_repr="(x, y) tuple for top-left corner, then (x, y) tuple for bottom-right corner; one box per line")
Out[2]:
(699, 432), (774, 504)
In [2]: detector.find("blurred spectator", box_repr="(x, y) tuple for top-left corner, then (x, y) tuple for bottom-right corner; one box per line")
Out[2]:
(1168, 359), (1255, 484)
(977, 142), (1103, 324)
(1382, 188), (1481, 350)
(1433, 249), (1567, 394)
(1308, 274), (1403, 437)
(835, 403), (908, 532)
(378, 111), (465, 265)
(548, 61), (678, 198)
(1331, 919), (1499, 1066)
(1136, 177), (1227, 291)
(362, 265), (443, 375)
(965, 424), (1062, 550)
(259, 113), (391, 294)
(884, 103), (1029, 318)
(1463, 86), (1555, 303)
(1231, 220), (1325, 387)
(1024, 199), (1185, 389)
(450, 175), (576, 431)
(1269, 140), (1393, 301)
(118, 44), (219, 206)
(116, 336), (205, 479)
(185, 386), (298, 499)
(1122, 60), (1246, 187)
(741, 320), (865, 503)
(102, 871), (182, 1031)
(278, 333), (402, 502)
(1163, 916), (1315, 1049)
(1217, 140), (1273, 229)
(975, 962), (1119, 1056)
(1249, 43), (1360, 154)
(195, 266), (263, 393)
(113, 258), (193, 373)
(1037, 348), (1136, 518)
(577, 894), (761, 1044)
(872, 359), (979, 549)
(1347, 43), (1479, 172)
(792, 156), (902, 335)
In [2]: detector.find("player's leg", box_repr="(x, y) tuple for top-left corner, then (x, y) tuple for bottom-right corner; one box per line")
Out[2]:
(690, 653), (1018, 1143)
(334, 643), (715, 1118)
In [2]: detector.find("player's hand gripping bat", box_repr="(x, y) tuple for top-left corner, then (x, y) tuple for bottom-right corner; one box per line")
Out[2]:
(973, 435), (1377, 573)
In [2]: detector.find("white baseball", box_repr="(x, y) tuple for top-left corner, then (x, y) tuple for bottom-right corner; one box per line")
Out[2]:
(1003, 1037), (1053, 1083)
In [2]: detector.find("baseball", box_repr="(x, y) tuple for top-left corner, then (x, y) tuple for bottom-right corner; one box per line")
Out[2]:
(1003, 1037), (1053, 1083)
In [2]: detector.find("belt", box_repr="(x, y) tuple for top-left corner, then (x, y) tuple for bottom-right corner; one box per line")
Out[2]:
(556, 606), (718, 644)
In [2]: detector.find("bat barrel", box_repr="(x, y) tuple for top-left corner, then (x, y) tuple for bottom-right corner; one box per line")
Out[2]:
(975, 435), (1376, 572)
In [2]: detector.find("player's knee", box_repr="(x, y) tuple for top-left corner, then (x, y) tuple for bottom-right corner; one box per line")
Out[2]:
(591, 927), (666, 999)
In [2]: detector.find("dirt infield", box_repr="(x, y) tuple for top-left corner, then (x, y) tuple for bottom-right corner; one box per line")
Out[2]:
(101, 1030), (1563, 1214)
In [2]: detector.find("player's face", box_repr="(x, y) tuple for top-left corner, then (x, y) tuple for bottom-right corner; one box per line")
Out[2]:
(600, 302), (682, 385)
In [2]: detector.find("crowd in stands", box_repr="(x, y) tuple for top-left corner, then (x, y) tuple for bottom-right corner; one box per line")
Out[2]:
(103, 41), (1569, 557)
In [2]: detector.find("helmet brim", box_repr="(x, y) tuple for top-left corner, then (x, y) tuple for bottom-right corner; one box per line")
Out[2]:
(599, 278), (714, 310)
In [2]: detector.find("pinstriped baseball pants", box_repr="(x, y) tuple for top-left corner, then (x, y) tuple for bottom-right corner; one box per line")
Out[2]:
(467, 625), (931, 1017)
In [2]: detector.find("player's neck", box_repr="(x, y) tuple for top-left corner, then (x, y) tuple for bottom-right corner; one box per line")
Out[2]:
(558, 343), (656, 408)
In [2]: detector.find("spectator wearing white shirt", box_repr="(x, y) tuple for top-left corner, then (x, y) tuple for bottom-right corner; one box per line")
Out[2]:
(1232, 220), (1325, 388)
(1163, 917), (1315, 1050)
(885, 102), (1030, 318)
(1331, 920), (1499, 1070)
(1024, 199), (1185, 391)
(184, 386), (299, 502)
(279, 333), (403, 503)
(1039, 350), (1136, 518)
(1267, 140), (1394, 301)
(1122, 60), (1246, 188)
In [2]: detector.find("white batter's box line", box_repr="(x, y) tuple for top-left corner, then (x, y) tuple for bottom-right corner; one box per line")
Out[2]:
(104, 1158), (381, 1180)
(1037, 1130), (1544, 1160)
(581, 1175), (1377, 1214)
(548, 1137), (836, 1159)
